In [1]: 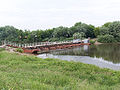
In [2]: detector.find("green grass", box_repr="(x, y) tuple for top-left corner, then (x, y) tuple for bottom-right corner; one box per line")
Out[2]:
(16, 48), (23, 53)
(0, 51), (120, 90)
(0, 48), (5, 51)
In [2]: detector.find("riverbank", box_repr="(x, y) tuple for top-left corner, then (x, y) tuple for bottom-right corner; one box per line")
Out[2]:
(0, 50), (120, 89)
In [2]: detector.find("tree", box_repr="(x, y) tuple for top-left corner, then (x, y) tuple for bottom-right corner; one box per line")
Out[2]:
(98, 35), (116, 43)
(52, 26), (69, 38)
(102, 22), (112, 27)
(85, 25), (95, 38)
(99, 26), (109, 35)
(73, 22), (95, 38)
(99, 21), (120, 42)
(73, 32), (85, 40)
(94, 27), (100, 37)
(108, 21), (120, 39)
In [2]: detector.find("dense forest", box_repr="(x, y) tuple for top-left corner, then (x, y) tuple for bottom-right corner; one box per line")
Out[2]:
(0, 21), (120, 44)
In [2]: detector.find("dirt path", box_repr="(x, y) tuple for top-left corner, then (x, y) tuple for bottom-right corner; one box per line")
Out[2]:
(5, 46), (34, 56)
(94, 41), (103, 45)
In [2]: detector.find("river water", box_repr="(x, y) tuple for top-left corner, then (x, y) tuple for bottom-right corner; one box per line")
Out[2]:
(37, 44), (120, 70)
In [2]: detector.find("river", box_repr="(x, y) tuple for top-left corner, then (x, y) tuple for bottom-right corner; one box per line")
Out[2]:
(37, 44), (120, 70)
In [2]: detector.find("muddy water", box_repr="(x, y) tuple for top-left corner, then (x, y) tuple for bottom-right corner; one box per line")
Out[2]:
(38, 44), (120, 70)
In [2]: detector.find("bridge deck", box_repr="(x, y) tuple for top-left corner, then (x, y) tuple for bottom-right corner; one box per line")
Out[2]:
(4, 40), (90, 54)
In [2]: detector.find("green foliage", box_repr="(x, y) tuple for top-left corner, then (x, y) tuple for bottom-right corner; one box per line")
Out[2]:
(98, 35), (116, 43)
(16, 48), (23, 53)
(94, 27), (100, 37)
(99, 26), (109, 35)
(98, 21), (120, 43)
(102, 22), (112, 27)
(52, 26), (69, 38)
(1, 21), (120, 44)
(85, 25), (95, 38)
(73, 22), (95, 38)
(0, 26), (21, 42)
(63, 37), (74, 41)
(0, 51), (120, 89)
(0, 21), (97, 44)
(73, 32), (85, 40)
(108, 21), (120, 41)
(48, 38), (59, 42)
(90, 40), (96, 44)
(0, 23), (96, 44)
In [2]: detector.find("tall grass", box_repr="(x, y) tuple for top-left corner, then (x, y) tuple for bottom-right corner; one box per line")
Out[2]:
(0, 48), (5, 51)
(16, 48), (23, 53)
(0, 51), (120, 89)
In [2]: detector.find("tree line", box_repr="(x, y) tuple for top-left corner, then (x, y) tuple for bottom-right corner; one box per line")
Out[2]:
(0, 21), (120, 44)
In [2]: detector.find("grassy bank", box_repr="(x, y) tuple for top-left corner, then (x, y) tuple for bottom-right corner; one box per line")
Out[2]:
(0, 51), (120, 90)
(0, 48), (5, 51)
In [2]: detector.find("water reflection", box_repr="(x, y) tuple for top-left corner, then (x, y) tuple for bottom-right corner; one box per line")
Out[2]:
(50, 44), (120, 64)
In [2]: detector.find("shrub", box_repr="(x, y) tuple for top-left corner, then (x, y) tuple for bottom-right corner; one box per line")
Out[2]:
(98, 35), (116, 43)
(90, 40), (96, 44)
(16, 48), (23, 53)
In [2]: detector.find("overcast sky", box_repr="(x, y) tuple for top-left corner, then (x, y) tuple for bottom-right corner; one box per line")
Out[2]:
(0, 0), (120, 30)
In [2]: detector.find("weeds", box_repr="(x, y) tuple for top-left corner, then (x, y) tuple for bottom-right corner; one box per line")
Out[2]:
(0, 51), (120, 89)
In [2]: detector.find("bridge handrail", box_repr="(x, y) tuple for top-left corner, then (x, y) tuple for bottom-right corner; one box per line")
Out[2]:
(3, 39), (86, 48)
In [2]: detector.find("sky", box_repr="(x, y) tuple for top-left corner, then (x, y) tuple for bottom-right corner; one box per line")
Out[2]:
(0, 0), (120, 30)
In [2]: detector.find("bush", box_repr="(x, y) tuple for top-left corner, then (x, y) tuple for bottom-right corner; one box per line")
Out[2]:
(98, 35), (116, 43)
(16, 48), (23, 53)
(90, 40), (96, 44)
